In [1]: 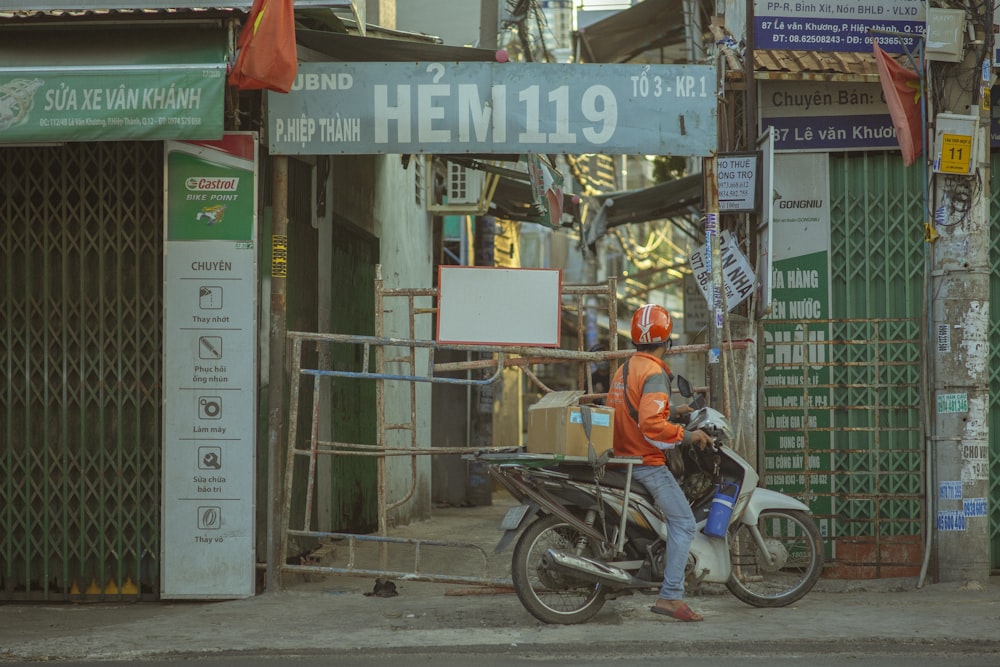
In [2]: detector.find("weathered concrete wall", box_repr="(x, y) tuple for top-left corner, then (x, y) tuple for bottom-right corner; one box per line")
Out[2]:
(373, 154), (434, 525)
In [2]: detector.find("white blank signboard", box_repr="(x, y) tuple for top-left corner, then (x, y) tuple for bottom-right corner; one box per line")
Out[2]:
(437, 267), (561, 346)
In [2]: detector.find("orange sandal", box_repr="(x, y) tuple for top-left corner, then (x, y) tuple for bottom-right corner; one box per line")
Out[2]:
(650, 602), (704, 622)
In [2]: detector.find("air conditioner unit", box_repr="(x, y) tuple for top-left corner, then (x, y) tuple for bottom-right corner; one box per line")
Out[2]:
(425, 156), (497, 215)
(445, 161), (485, 205)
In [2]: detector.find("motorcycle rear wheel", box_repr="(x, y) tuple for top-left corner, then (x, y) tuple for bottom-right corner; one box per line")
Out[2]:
(511, 515), (608, 624)
(726, 508), (824, 608)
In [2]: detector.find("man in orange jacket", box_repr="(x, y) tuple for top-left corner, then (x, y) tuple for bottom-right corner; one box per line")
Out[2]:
(606, 304), (711, 622)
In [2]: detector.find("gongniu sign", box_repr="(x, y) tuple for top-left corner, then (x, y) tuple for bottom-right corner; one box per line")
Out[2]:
(267, 61), (718, 156)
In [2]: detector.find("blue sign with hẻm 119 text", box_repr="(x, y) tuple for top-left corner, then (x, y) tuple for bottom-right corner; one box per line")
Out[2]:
(267, 61), (717, 156)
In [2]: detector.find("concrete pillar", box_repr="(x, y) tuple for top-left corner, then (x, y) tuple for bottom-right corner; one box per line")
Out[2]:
(931, 71), (991, 583)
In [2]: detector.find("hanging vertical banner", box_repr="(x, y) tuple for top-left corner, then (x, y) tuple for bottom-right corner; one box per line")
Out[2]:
(688, 229), (756, 312)
(761, 153), (833, 538)
(162, 132), (258, 599)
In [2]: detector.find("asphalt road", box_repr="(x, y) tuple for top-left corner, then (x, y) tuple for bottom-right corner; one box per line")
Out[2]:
(3, 644), (999, 667)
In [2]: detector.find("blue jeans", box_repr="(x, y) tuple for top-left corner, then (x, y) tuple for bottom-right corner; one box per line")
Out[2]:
(632, 464), (696, 600)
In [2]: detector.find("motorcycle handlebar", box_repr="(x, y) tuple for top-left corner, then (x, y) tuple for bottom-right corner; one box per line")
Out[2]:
(668, 393), (707, 425)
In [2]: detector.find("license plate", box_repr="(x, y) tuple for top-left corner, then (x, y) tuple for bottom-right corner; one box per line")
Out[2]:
(499, 504), (531, 530)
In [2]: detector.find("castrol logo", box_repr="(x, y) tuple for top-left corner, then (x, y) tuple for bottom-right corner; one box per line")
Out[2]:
(185, 176), (239, 192)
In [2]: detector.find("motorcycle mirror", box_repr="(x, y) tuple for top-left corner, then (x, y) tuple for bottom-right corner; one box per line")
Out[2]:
(676, 375), (692, 398)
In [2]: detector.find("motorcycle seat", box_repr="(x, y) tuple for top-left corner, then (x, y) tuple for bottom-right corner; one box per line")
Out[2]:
(558, 464), (652, 497)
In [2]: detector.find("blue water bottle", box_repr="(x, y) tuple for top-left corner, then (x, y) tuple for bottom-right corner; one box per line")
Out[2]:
(703, 482), (739, 538)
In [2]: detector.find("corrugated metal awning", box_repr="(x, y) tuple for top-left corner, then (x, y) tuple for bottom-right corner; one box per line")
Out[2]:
(295, 29), (502, 62)
(582, 173), (703, 246)
(0, 5), (246, 20)
(590, 174), (702, 227)
(754, 49), (881, 82)
(0, 0), (351, 8)
(574, 0), (688, 64)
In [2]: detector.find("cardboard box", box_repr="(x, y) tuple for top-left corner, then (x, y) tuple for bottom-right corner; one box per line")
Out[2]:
(526, 391), (615, 457)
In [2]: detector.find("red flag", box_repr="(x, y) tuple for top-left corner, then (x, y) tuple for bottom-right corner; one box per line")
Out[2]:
(229, 0), (298, 94)
(873, 39), (922, 166)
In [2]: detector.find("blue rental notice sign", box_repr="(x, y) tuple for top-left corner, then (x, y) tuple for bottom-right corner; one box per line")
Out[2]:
(753, 0), (924, 53)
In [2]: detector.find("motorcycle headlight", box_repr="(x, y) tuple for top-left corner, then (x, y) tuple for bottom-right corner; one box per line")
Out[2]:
(687, 407), (735, 442)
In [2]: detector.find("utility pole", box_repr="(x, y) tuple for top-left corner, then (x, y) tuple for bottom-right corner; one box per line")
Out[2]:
(480, 0), (498, 51)
(266, 156), (289, 592)
(463, 0), (501, 506)
(703, 155), (725, 407)
(930, 14), (992, 584)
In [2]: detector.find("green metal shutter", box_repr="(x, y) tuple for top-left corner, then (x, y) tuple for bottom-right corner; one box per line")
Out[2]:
(1, 142), (162, 600)
(762, 152), (926, 577)
(327, 219), (379, 533)
(827, 153), (925, 576)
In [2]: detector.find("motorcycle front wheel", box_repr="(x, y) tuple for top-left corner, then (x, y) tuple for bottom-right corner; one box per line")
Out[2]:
(726, 508), (824, 608)
(511, 514), (608, 624)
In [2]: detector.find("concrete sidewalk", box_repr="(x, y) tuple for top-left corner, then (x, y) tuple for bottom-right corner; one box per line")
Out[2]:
(2, 574), (998, 661)
(1, 499), (998, 661)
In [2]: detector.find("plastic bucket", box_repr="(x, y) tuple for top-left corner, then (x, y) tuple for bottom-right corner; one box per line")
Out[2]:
(703, 482), (739, 538)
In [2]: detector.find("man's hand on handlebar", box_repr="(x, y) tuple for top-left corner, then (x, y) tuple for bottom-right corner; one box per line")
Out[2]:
(684, 429), (713, 452)
(671, 403), (694, 417)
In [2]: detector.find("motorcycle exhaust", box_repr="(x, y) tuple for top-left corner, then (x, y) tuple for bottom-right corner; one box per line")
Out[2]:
(543, 549), (643, 587)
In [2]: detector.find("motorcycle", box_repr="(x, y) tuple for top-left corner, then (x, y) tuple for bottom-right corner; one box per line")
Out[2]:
(477, 376), (824, 625)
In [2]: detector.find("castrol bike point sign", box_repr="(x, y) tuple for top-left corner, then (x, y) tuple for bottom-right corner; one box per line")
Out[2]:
(162, 133), (258, 598)
(266, 62), (717, 156)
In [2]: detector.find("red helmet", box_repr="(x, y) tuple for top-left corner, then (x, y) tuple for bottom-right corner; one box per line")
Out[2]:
(631, 304), (673, 345)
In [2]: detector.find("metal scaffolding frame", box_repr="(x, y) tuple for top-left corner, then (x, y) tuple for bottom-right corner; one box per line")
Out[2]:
(273, 272), (625, 587)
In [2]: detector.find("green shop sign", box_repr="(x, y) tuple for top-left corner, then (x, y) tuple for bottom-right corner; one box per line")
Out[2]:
(0, 27), (226, 143)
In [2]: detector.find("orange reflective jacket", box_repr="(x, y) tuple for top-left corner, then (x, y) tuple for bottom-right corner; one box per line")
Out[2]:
(606, 352), (686, 466)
